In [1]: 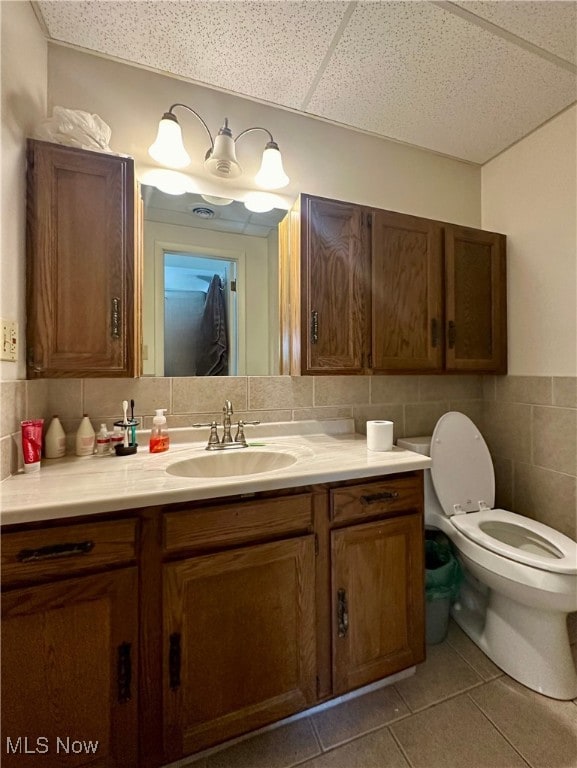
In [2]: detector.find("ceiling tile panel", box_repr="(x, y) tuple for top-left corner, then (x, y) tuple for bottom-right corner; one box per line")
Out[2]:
(305, 1), (576, 162)
(37, 0), (351, 109)
(454, 1), (577, 64)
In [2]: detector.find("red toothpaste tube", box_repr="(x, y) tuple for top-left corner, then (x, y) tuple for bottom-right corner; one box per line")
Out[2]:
(21, 419), (44, 473)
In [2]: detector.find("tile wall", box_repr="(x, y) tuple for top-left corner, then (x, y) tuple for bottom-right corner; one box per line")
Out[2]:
(1, 374), (575, 540)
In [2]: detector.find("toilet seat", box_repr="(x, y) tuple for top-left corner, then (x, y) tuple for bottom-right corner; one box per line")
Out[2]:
(430, 411), (577, 576)
(451, 509), (577, 575)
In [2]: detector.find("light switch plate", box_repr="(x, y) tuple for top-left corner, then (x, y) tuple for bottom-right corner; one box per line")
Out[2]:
(1, 319), (18, 362)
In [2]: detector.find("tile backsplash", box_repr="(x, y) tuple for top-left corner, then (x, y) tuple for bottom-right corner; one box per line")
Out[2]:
(1, 374), (575, 539)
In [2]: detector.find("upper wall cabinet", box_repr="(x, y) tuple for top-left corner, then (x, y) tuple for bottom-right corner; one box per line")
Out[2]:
(280, 194), (507, 375)
(26, 140), (142, 378)
(444, 225), (507, 373)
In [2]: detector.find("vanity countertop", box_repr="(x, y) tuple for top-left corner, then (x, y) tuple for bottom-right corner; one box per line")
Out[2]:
(0, 420), (431, 526)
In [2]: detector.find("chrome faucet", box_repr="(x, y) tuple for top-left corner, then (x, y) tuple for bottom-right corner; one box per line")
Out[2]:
(193, 400), (260, 450)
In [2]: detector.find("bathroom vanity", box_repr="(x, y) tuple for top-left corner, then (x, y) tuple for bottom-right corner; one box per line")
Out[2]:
(0, 423), (429, 768)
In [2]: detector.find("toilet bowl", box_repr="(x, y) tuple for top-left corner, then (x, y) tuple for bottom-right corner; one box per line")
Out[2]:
(398, 412), (577, 700)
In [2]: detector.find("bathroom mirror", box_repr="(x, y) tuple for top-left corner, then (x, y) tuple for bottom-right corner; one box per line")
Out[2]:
(141, 186), (288, 376)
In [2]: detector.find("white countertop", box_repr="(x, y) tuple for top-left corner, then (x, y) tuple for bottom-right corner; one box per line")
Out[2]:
(0, 420), (431, 526)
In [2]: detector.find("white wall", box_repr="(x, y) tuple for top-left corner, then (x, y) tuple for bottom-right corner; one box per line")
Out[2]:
(482, 106), (577, 377)
(0, 1), (47, 380)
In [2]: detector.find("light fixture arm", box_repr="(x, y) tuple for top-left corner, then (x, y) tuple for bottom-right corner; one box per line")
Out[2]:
(234, 126), (275, 145)
(166, 103), (214, 151)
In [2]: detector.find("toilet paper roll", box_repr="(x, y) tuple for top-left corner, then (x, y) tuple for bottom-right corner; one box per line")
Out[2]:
(366, 420), (394, 451)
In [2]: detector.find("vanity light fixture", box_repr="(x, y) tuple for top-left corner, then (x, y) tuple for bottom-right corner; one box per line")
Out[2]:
(148, 103), (290, 190)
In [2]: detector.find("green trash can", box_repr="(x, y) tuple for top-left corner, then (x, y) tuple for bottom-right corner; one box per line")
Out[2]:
(424, 531), (462, 644)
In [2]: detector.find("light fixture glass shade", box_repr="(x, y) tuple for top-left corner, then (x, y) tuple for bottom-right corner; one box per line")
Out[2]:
(148, 114), (191, 169)
(254, 142), (289, 189)
(140, 168), (196, 195)
(204, 121), (242, 179)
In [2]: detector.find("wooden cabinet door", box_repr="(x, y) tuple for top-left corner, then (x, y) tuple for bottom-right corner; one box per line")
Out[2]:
(163, 536), (316, 761)
(445, 225), (507, 373)
(26, 139), (139, 377)
(371, 210), (443, 371)
(1, 568), (138, 768)
(332, 514), (425, 695)
(300, 195), (370, 373)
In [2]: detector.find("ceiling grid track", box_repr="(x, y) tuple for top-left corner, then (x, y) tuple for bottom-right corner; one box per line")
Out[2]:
(434, 1), (577, 74)
(299, 1), (359, 111)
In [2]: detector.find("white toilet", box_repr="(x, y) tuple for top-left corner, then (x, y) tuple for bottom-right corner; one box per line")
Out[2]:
(398, 411), (577, 700)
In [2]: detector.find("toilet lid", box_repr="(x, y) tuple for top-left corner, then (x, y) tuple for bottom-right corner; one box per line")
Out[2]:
(430, 412), (495, 516)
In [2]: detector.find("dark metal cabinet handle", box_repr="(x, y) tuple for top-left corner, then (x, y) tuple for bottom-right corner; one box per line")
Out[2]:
(360, 491), (399, 506)
(169, 633), (181, 690)
(311, 310), (319, 344)
(337, 588), (349, 638)
(117, 642), (132, 703)
(17, 540), (95, 562)
(448, 320), (456, 349)
(111, 297), (121, 339)
(431, 318), (438, 348)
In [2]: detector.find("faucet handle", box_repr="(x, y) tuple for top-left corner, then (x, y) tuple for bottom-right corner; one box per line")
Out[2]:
(193, 420), (220, 446)
(234, 419), (260, 446)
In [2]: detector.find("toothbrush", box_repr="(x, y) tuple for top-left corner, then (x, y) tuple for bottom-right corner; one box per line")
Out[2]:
(122, 400), (129, 446)
(130, 399), (136, 445)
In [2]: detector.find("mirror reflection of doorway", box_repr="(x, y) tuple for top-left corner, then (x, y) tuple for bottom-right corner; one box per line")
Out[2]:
(163, 252), (238, 376)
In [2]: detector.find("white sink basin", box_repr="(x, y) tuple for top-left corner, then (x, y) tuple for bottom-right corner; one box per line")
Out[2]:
(166, 449), (298, 478)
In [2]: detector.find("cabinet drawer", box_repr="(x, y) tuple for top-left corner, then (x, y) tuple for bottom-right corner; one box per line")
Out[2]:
(1, 518), (137, 586)
(331, 475), (422, 524)
(164, 493), (313, 553)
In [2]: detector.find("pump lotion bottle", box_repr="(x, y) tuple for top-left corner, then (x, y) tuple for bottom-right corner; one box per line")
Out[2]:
(149, 409), (169, 453)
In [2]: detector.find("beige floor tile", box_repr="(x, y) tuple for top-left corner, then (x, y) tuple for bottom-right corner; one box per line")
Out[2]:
(446, 620), (503, 681)
(301, 727), (410, 768)
(204, 718), (320, 768)
(391, 693), (528, 768)
(311, 685), (409, 750)
(394, 642), (483, 712)
(469, 677), (577, 768)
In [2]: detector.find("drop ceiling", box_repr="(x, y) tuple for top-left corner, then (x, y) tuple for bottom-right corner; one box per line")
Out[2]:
(34, 0), (577, 164)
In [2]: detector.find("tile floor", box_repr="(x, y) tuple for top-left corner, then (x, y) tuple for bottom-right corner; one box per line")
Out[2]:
(178, 621), (577, 768)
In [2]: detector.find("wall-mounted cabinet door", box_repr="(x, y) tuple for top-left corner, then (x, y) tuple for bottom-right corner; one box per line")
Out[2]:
(163, 536), (316, 761)
(26, 139), (141, 378)
(300, 195), (370, 374)
(331, 514), (425, 696)
(371, 210), (443, 371)
(445, 225), (507, 373)
(1, 568), (139, 768)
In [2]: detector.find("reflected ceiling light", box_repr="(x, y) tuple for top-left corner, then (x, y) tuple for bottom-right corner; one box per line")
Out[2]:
(148, 103), (290, 189)
(139, 168), (197, 196)
(244, 191), (277, 213)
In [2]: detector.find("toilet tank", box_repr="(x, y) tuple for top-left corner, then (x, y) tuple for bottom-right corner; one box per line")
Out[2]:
(397, 435), (443, 524)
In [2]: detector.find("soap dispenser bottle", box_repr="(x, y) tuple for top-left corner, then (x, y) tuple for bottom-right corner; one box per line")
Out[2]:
(149, 409), (169, 453)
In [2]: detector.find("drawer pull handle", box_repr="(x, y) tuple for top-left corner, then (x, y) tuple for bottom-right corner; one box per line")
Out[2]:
(17, 540), (95, 562)
(448, 320), (456, 349)
(169, 632), (181, 690)
(117, 642), (132, 703)
(337, 588), (349, 638)
(360, 491), (399, 506)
